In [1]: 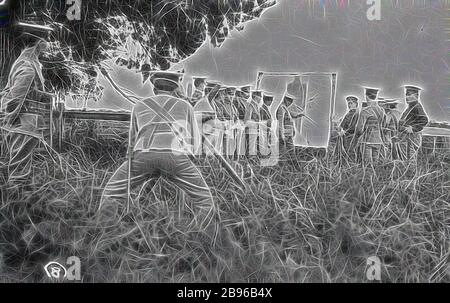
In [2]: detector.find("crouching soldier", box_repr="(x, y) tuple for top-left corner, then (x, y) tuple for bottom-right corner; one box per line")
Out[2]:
(397, 85), (429, 161)
(1, 35), (53, 192)
(100, 72), (215, 230)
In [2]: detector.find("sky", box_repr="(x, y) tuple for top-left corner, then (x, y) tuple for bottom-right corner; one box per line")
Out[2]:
(95, 0), (449, 122)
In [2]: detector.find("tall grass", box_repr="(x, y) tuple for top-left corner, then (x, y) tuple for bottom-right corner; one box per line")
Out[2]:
(0, 121), (448, 282)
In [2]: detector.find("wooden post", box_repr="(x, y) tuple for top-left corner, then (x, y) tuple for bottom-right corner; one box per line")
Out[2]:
(329, 73), (338, 144)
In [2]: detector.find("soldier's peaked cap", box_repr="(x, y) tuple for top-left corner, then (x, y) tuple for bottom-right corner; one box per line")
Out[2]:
(193, 76), (207, 80)
(240, 85), (252, 93)
(263, 94), (274, 101)
(346, 95), (359, 102)
(404, 85), (422, 93)
(206, 81), (220, 87)
(364, 87), (380, 100)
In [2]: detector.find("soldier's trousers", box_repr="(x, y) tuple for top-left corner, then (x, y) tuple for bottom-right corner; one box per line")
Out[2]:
(361, 143), (385, 164)
(100, 150), (215, 229)
(398, 133), (422, 162)
(7, 133), (39, 185)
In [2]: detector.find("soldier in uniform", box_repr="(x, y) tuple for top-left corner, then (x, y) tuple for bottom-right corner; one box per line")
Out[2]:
(259, 93), (274, 157)
(397, 85), (429, 161)
(339, 96), (360, 158)
(224, 86), (237, 158)
(193, 80), (219, 156)
(100, 72), (215, 230)
(245, 90), (262, 157)
(379, 98), (401, 160)
(275, 94), (305, 148)
(233, 86), (250, 159)
(1, 32), (53, 191)
(354, 87), (386, 164)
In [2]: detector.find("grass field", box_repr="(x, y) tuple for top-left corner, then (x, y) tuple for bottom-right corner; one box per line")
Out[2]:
(0, 121), (449, 282)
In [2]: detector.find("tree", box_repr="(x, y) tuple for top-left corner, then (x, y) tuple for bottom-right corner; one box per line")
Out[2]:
(9, 0), (277, 101)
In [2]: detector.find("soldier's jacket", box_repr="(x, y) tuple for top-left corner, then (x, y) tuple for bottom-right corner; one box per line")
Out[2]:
(355, 106), (385, 145)
(1, 47), (51, 137)
(130, 95), (199, 154)
(398, 102), (428, 134)
(340, 109), (359, 135)
(381, 110), (401, 142)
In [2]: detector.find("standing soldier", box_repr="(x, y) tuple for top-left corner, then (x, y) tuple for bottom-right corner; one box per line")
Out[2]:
(193, 79), (218, 156)
(379, 98), (401, 160)
(275, 94), (305, 148)
(354, 87), (385, 164)
(224, 86), (237, 158)
(205, 81), (222, 152)
(233, 86), (250, 159)
(245, 90), (262, 157)
(397, 85), (429, 161)
(100, 72), (215, 230)
(259, 93), (274, 157)
(339, 96), (360, 158)
(1, 32), (53, 192)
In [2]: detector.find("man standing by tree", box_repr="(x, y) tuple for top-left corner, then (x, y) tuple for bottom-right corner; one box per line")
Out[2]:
(100, 72), (215, 230)
(1, 31), (53, 193)
(397, 85), (429, 161)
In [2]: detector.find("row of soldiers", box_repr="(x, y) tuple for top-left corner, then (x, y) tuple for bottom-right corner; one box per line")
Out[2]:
(338, 86), (429, 163)
(187, 76), (305, 159)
